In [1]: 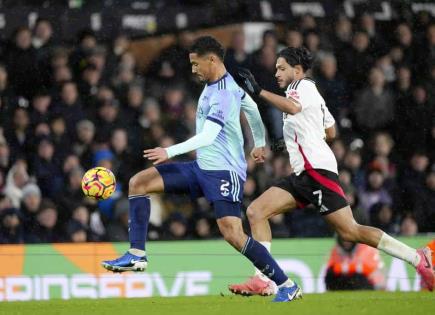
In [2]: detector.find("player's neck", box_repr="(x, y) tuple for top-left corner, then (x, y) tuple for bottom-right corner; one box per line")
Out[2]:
(209, 64), (227, 83)
(293, 73), (305, 81)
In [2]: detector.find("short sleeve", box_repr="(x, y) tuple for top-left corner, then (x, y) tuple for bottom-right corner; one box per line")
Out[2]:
(323, 105), (335, 128)
(285, 80), (312, 110)
(206, 89), (233, 127)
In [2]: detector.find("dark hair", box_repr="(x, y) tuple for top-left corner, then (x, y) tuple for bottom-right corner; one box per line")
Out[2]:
(278, 46), (313, 72)
(190, 36), (225, 61)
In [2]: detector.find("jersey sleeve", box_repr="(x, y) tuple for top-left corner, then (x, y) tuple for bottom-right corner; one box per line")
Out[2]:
(285, 80), (312, 110)
(206, 89), (233, 127)
(323, 105), (336, 128)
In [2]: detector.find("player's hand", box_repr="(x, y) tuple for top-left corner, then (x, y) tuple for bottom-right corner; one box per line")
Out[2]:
(250, 147), (266, 163)
(238, 68), (262, 96)
(270, 138), (286, 153)
(143, 147), (169, 165)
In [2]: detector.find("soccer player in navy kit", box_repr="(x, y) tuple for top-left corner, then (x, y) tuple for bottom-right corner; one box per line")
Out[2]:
(102, 36), (303, 302)
(229, 46), (434, 297)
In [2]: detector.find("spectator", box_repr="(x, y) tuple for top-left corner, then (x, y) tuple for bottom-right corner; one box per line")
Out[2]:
(53, 81), (85, 136)
(32, 137), (63, 199)
(105, 197), (129, 242)
(72, 120), (95, 170)
(66, 220), (88, 243)
(25, 199), (59, 243)
(250, 45), (283, 142)
(147, 31), (194, 86)
(191, 212), (216, 240)
(0, 136), (11, 173)
(33, 18), (55, 87)
(414, 171), (435, 233)
(162, 211), (190, 240)
(4, 107), (33, 162)
(285, 28), (303, 49)
(224, 30), (250, 77)
(4, 161), (30, 208)
(0, 207), (24, 244)
(400, 215), (418, 236)
(394, 23), (416, 69)
(353, 68), (394, 135)
(69, 29), (97, 79)
(338, 31), (374, 92)
(94, 99), (123, 142)
(395, 86), (432, 159)
(110, 128), (138, 188)
(30, 90), (52, 127)
(358, 169), (392, 215)
(325, 236), (386, 291)
(331, 15), (353, 53)
(0, 64), (16, 127)
(369, 202), (398, 234)
(315, 54), (349, 123)
(5, 27), (41, 98)
(67, 205), (99, 241)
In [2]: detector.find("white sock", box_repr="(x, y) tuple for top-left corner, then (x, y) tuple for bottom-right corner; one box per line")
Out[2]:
(377, 233), (420, 267)
(129, 248), (146, 257)
(254, 241), (271, 280)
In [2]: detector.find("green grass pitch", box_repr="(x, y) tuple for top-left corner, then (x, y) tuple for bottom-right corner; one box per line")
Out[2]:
(2, 292), (434, 315)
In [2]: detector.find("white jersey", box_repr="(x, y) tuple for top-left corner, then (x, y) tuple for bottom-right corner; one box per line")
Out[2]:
(283, 78), (337, 175)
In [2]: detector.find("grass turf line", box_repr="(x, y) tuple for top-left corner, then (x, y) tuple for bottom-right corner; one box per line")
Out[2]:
(1, 291), (434, 315)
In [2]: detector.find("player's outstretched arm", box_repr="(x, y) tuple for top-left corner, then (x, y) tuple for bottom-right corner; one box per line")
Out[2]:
(143, 120), (222, 165)
(241, 93), (266, 146)
(241, 93), (266, 163)
(238, 68), (301, 115)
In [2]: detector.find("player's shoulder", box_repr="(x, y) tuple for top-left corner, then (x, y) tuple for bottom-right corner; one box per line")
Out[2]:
(213, 73), (243, 98)
(287, 78), (316, 92)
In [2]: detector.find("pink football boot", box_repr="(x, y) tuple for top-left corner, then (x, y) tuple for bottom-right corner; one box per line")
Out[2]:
(228, 275), (276, 296)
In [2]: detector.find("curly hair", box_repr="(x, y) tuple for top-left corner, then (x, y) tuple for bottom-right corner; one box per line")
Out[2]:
(278, 46), (313, 72)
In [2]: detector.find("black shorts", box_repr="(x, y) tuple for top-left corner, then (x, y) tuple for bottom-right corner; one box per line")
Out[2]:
(273, 169), (348, 215)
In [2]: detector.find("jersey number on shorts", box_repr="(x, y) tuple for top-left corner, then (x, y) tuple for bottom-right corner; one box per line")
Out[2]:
(220, 180), (230, 197)
(313, 190), (323, 206)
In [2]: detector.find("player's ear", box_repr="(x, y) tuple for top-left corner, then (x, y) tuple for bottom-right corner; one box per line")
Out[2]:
(294, 64), (304, 75)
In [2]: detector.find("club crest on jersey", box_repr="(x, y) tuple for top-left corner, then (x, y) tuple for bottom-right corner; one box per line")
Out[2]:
(286, 89), (300, 100)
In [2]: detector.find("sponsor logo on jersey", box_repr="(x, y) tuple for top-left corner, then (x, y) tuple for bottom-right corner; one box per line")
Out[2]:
(286, 89), (300, 100)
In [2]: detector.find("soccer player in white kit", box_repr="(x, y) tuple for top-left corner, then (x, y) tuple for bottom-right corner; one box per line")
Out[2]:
(229, 46), (434, 296)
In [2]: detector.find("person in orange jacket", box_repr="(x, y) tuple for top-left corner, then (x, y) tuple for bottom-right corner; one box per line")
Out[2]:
(325, 235), (386, 290)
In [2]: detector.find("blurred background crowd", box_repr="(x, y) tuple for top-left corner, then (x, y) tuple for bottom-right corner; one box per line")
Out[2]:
(0, 11), (434, 244)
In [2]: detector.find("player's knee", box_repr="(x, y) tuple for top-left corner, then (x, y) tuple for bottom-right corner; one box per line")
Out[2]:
(246, 203), (264, 222)
(129, 173), (148, 194)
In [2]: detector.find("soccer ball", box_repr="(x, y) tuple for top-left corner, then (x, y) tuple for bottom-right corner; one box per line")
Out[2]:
(81, 167), (116, 200)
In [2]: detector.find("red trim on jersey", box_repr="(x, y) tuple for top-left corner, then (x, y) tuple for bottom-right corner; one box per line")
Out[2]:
(294, 133), (346, 198)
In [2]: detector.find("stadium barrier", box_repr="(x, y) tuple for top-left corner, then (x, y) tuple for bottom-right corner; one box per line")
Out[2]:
(0, 237), (431, 301)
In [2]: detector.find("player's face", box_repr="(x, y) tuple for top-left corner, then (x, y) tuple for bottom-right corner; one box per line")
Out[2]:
(189, 53), (212, 83)
(275, 57), (296, 89)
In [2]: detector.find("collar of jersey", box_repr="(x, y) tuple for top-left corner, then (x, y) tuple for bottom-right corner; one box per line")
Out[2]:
(207, 72), (229, 86)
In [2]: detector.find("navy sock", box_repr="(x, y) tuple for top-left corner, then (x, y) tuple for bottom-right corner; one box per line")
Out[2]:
(128, 195), (150, 251)
(241, 237), (288, 285)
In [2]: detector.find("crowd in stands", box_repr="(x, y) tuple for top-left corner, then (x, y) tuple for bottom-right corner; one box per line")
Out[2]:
(0, 12), (434, 244)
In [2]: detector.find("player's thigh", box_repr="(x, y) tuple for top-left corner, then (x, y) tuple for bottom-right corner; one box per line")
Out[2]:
(129, 167), (164, 194)
(248, 186), (298, 220)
